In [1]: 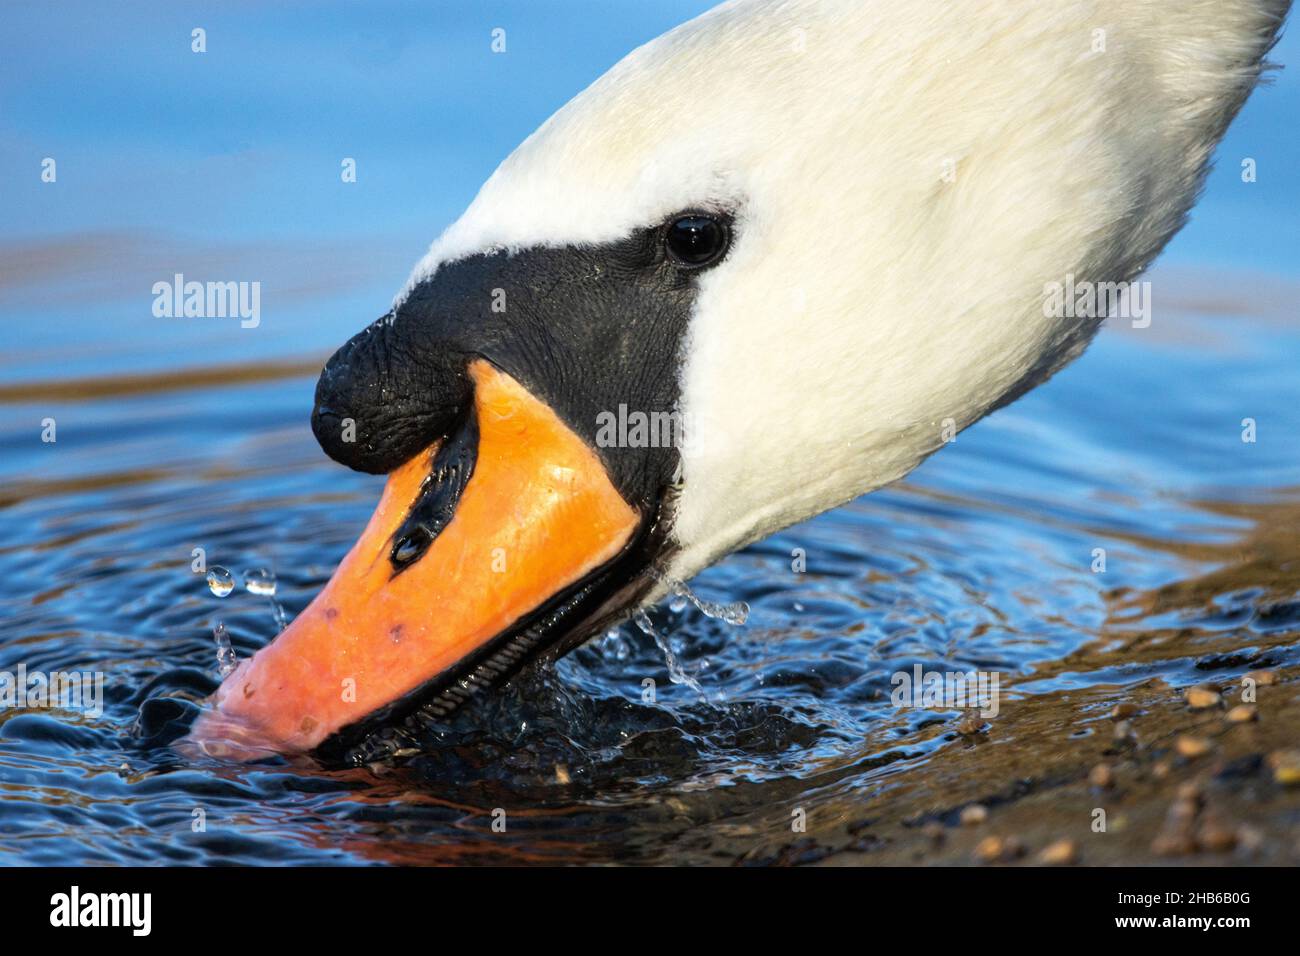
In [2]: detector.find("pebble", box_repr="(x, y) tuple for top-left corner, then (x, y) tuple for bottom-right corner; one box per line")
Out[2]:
(1167, 797), (1199, 825)
(1151, 789), (1202, 856)
(1175, 735), (1212, 758)
(1267, 750), (1300, 786)
(1088, 763), (1115, 788)
(954, 712), (986, 736)
(1113, 719), (1135, 742)
(1185, 685), (1221, 709)
(973, 835), (1024, 864)
(1225, 704), (1257, 724)
(1110, 702), (1138, 720)
(554, 764), (571, 785)
(1236, 825), (1264, 854)
(1151, 831), (1196, 856)
(1244, 669), (1278, 687)
(1197, 817), (1238, 853)
(1175, 782), (1203, 804)
(959, 804), (988, 826)
(1038, 838), (1079, 865)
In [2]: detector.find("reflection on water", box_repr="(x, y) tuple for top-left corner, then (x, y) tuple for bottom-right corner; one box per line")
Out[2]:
(0, 276), (1298, 866)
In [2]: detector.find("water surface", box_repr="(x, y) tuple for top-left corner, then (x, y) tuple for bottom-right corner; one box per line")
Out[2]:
(1, 2), (1298, 866)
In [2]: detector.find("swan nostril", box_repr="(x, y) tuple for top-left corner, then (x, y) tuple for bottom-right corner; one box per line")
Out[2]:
(391, 528), (432, 568)
(386, 407), (480, 575)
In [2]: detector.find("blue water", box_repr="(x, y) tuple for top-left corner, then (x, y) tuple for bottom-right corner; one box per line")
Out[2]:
(0, 2), (1297, 865)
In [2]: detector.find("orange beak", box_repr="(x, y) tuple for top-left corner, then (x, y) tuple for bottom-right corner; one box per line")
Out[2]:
(186, 360), (639, 759)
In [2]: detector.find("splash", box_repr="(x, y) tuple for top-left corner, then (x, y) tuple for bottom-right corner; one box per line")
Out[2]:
(202, 565), (285, 677)
(657, 573), (749, 626)
(633, 607), (710, 702)
(619, 572), (751, 705)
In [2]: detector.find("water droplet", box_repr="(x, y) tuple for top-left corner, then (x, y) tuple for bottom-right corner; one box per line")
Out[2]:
(206, 566), (234, 598)
(633, 608), (656, 637)
(213, 622), (238, 677)
(243, 567), (276, 597)
(599, 627), (631, 662)
(243, 567), (288, 631)
(663, 576), (748, 625)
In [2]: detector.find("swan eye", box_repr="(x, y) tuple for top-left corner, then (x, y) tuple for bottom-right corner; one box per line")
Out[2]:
(664, 215), (728, 268)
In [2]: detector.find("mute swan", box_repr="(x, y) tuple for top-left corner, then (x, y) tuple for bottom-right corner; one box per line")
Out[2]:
(188, 0), (1291, 760)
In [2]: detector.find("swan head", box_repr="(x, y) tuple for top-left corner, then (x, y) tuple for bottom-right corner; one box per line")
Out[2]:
(187, 0), (1287, 760)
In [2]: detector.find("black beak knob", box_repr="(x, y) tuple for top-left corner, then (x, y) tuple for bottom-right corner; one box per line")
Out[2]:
(311, 313), (469, 474)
